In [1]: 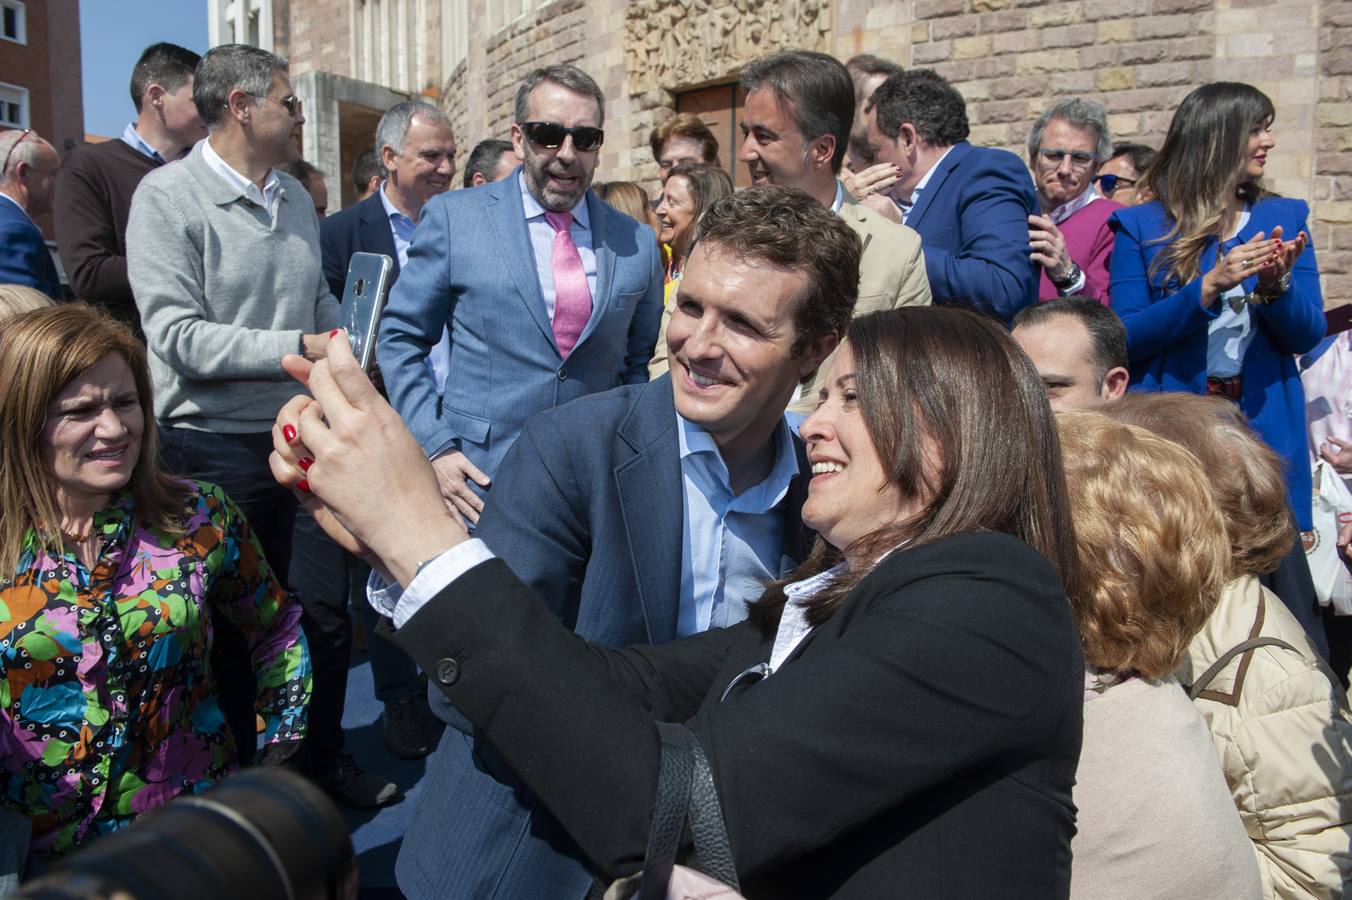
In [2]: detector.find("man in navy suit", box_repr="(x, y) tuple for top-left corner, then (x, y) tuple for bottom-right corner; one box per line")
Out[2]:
(317, 100), (457, 762)
(862, 69), (1039, 324)
(377, 65), (663, 526)
(0, 128), (61, 297)
(392, 185), (857, 899)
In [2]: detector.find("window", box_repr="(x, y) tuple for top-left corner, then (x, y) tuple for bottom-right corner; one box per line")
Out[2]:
(0, 82), (28, 128)
(1, 1), (26, 44)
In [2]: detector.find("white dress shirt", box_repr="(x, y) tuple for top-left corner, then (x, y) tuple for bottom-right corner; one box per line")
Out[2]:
(201, 137), (280, 209)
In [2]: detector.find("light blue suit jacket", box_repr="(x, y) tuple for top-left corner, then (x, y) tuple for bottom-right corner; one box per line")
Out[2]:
(377, 170), (664, 480)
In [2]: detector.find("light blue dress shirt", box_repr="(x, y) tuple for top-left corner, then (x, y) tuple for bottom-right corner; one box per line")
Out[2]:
(519, 173), (598, 319)
(119, 123), (164, 163)
(1208, 206), (1256, 378)
(676, 413), (798, 636)
(378, 184), (416, 268)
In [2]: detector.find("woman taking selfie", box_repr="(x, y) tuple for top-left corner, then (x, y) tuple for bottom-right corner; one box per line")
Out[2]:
(647, 162), (735, 378)
(1107, 82), (1325, 538)
(273, 299), (1085, 897)
(0, 305), (311, 865)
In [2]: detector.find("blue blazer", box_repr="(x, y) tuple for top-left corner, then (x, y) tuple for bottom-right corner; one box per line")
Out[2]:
(318, 191), (400, 299)
(395, 375), (814, 900)
(377, 171), (664, 480)
(0, 196), (60, 297)
(1109, 197), (1325, 529)
(904, 141), (1038, 325)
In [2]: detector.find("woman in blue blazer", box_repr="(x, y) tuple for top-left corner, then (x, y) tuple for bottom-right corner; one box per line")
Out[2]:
(1108, 82), (1325, 531)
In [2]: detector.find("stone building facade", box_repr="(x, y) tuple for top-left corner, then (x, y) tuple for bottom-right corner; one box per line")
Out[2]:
(233, 0), (1348, 306)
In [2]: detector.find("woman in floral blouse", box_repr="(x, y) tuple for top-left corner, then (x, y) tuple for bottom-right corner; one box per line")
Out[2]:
(0, 304), (312, 864)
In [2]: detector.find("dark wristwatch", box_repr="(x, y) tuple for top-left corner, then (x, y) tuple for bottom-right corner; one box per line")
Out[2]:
(1254, 270), (1292, 301)
(1051, 262), (1082, 289)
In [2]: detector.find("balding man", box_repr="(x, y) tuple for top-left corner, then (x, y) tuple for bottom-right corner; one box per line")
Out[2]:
(0, 128), (60, 296)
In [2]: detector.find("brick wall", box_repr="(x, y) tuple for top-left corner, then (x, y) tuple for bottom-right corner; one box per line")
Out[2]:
(1314, 0), (1351, 307)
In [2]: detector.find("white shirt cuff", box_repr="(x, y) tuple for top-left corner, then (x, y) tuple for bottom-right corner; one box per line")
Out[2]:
(365, 538), (496, 629)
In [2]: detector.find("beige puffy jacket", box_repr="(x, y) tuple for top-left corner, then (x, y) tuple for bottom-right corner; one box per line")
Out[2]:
(1179, 576), (1352, 899)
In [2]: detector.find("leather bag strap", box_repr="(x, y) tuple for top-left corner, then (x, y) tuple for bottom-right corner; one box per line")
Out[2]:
(638, 723), (697, 900)
(1186, 637), (1303, 700)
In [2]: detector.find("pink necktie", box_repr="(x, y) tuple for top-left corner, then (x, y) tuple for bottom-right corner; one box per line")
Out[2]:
(544, 210), (593, 357)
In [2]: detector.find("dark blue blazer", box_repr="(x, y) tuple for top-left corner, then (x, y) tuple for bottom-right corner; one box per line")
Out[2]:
(0, 196), (60, 297)
(395, 375), (814, 900)
(318, 191), (400, 299)
(904, 141), (1038, 325)
(377, 170), (664, 481)
(1108, 197), (1325, 529)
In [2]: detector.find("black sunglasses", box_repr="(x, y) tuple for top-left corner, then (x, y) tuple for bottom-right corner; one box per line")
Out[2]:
(1094, 173), (1137, 194)
(520, 121), (604, 152)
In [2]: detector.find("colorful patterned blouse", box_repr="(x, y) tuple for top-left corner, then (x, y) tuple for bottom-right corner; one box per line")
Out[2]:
(0, 480), (311, 859)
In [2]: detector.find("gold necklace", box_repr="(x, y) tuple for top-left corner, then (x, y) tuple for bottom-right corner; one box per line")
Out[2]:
(60, 526), (95, 543)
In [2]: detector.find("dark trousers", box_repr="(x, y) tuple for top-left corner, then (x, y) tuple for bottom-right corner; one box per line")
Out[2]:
(159, 425), (350, 772)
(159, 426), (296, 766)
(349, 556), (421, 704)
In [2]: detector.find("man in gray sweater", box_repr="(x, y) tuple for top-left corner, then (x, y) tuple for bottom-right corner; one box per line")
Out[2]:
(126, 43), (394, 808)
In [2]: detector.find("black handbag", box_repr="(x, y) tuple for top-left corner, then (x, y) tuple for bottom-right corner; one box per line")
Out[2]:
(595, 721), (743, 900)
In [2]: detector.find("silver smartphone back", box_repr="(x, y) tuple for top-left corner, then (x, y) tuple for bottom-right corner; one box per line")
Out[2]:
(340, 252), (394, 371)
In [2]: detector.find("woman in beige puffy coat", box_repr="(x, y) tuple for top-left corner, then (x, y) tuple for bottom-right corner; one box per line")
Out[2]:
(1110, 392), (1352, 899)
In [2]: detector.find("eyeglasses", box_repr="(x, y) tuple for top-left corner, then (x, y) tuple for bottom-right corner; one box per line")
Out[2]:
(1037, 148), (1097, 171)
(257, 94), (300, 117)
(520, 121), (604, 153)
(1, 128), (32, 177)
(1094, 173), (1137, 195)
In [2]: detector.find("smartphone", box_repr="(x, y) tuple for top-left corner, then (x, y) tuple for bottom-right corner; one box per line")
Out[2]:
(340, 252), (394, 372)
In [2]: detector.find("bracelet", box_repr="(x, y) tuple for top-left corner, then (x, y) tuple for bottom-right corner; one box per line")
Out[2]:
(1255, 270), (1292, 301)
(1050, 262), (1082, 289)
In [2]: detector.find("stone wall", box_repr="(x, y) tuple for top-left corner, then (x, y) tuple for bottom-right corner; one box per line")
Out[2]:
(1314, 0), (1351, 307)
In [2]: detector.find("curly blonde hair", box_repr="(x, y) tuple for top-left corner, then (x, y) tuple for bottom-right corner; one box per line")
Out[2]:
(1057, 411), (1231, 679)
(1104, 392), (1294, 578)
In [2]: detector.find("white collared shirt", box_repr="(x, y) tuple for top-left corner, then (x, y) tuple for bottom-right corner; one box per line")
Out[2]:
(830, 181), (844, 215)
(201, 136), (280, 209)
(899, 145), (955, 224)
(1048, 186), (1099, 226)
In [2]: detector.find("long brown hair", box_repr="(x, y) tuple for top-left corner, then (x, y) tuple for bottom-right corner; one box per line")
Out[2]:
(0, 304), (189, 579)
(1144, 82), (1275, 287)
(749, 307), (1078, 628)
(665, 162), (735, 271)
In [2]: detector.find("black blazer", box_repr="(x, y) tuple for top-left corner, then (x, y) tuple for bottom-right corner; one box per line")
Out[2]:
(390, 531), (1084, 898)
(318, 191), (400, 300)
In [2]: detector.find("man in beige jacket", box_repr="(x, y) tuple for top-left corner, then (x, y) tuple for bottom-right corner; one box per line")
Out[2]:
(648, 50), (929, 412)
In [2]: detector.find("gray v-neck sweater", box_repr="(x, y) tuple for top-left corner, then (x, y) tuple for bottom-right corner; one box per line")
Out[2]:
(126, 141), (340, 432)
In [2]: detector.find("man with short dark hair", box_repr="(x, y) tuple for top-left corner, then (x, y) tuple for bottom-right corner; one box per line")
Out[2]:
(0, 128), (60, 296)
(863, 68), (1039, 323)
(127, 44), (396, 809)
(280, 158), (327, 217)
(732, 49), (928, 414)
(378, 65), (663, 528)
(351, 148), (382, 201)
(394, 184), (857, 900)
(55, 43), (204, 330)
(460, 138), (516, 188)
(1013, 297), (1130, 410)
(1026, 99), (1122, 304)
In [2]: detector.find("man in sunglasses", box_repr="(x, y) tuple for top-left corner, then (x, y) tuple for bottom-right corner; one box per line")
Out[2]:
(863, 68), (1039, 325)
(127, 45), (402, 810)
(1025, 99), (1123, 305)
(378, 64), (662, 530)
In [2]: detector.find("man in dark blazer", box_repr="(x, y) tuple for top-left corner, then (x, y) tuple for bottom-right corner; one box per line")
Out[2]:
(376, 65), (664, 528)
(0, 128), (60, 297)
(317, 99), (457, 761)
(390, 186), (856, 899)
(862, 69), (1039, 325)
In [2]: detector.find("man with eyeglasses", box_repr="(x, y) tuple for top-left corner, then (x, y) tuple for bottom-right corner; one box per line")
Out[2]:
(127, 45), (401, 810)
(377, 64), (662, 530)
(1025, 99), (1123, 305)
(862, 68), (1038, 325)
(0, 127), (61, 297)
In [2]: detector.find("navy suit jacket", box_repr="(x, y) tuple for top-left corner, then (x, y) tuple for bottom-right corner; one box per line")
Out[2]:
(377, 171), (664, 481)
(318, 191), (400, 299)
(0, 196), (59, 297)
(905, 141), (1038, 325)
(395, 375), (814, 900)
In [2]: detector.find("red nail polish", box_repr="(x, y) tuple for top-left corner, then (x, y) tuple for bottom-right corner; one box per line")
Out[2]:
(329, 328), (338, 337)
(298, 457), (313, 471)
(283, 424), (297, 444)
(297, 479), (311, 493)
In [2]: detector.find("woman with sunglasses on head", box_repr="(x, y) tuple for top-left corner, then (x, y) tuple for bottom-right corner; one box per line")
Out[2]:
(646, 162), (735, 378)
(0, 305), (311, 870)
(272, 304), (1085, 898)
(1107, 82), (1326, 575)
